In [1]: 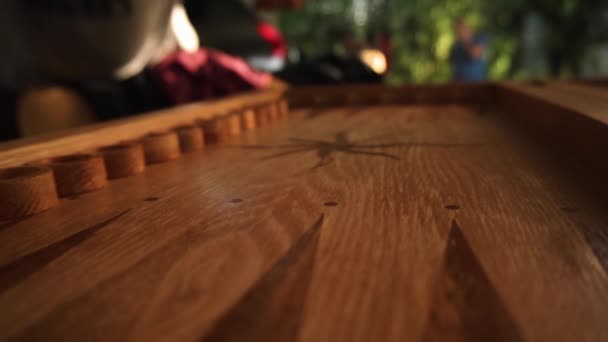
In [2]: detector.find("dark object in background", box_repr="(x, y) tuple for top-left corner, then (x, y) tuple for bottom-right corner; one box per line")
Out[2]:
(276, 54), (384, 85)
(0, 0), (175, 140)
(150, 49), (272, 105)
(18, 0), (174, 80)
(184, 0), (287, 72)
(76, 71), (172, 122)
(185, 0), (266, 57)
(0, 90), (19, 141)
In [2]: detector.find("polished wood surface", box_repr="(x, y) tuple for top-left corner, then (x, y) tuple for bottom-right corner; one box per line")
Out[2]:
(500, 81), (608, 125)
(498, 82), (608, 174)
(1, 90), (608, 341)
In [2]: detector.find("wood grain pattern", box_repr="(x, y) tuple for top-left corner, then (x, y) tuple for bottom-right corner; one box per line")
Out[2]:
(0, 84), (607, 342)
(241, 109), (257, 131)
(203, 214), (325, 342)
(175, 126), (205, 153)
(0, 166), (59, 219)
(201, 118), (230, 144)
(500, 81), (608, 125)
(0, 209), (130, 294)
(421, 221), (523, 342)
(141, 132), (181, 164)
(49, 154), (109, 197)
(99, 142), (146, 179)
(498, 82), (608, 174)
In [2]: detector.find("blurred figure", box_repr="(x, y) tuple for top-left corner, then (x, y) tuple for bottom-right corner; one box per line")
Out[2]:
(0, 0), (271, 141)
(0, 0), (178, 139)
(276, 30), (383, 85)
(449, 18), (489, 82)
(184, 0), (288, 73)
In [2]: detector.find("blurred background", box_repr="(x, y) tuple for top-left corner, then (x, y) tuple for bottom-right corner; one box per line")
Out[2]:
(0, 0), (607, 141)
(275, 0), (608, 83)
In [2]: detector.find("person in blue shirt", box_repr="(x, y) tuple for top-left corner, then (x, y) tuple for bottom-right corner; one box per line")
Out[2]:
(449, 19), (489, 82)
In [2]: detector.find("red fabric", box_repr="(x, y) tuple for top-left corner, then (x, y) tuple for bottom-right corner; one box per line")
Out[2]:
(257, 22), (288, 57)
(151, 49), (273, 105)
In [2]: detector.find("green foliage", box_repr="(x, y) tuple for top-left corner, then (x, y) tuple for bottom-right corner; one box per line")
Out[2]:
(386, 0), (482, 83)
(278, 0), (345, 54)
(278, 0), (608, 83)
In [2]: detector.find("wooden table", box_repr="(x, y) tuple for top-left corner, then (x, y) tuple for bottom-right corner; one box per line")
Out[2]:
(0, 81), (607, 341)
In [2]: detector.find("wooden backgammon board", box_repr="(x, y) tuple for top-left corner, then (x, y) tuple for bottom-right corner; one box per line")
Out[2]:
(0, 81), (607, 341)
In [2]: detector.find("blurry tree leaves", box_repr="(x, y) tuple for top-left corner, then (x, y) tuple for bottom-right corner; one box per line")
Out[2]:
(278, 0), (608, 83)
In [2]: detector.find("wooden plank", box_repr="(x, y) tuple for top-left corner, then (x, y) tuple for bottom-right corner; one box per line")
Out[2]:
(0, 140), (322, 340)
(0, 85), (285, 169)
(0, 104), (607, 341)
(288, 83), (496, 107)
(497, 82), (608, 175)
(499, 82), (608, 125)
(577, 77), (608, 88)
